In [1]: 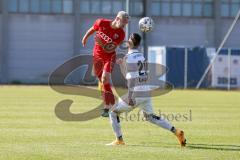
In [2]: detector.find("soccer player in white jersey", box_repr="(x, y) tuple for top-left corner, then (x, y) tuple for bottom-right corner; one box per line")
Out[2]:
(106, 33), (186, 147)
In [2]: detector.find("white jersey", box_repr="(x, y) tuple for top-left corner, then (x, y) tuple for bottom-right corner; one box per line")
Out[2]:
(125, 49), (146, 80)
(117, 49), (153, 114)
(123, 49), (152, 95)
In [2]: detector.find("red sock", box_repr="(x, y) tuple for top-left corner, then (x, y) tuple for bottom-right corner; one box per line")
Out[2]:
(103, 83), (115, 108)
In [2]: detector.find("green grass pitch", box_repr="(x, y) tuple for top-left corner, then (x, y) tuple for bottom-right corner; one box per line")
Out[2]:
(0, 86), (239, 160)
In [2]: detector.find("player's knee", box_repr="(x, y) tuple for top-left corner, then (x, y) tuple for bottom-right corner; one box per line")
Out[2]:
(143, 112), (153, 121)
(143, 112), (149, 119)
(109, 110), (120, 122)
(109, 110), (114, 117)
(111, 109), (120, 114)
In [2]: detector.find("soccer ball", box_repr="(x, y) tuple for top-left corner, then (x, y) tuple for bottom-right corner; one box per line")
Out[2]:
(139, 17), (154, 33)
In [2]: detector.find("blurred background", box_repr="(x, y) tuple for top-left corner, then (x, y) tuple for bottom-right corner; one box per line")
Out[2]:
(0, 0), (239, 89)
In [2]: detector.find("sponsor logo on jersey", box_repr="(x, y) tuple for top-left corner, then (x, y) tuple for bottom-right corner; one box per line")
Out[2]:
(97, 31), (113, 43)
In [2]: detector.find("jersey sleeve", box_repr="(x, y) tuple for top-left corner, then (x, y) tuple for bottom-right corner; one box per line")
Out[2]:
(93, 19), (102, 31)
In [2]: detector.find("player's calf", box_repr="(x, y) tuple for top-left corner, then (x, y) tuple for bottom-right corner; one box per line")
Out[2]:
(143, 112), (186, 147)
(101, 72), (115, 117)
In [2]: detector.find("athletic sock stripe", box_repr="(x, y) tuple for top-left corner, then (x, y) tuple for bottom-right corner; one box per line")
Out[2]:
(117, 115), (120, 123)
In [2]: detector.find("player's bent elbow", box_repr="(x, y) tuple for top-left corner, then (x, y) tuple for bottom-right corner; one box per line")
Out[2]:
(90, 27), (96, 33)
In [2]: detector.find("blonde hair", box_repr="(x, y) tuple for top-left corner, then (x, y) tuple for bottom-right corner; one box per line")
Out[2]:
(117, 11), (130, 20)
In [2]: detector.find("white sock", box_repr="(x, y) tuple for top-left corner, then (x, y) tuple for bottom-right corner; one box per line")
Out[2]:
(146, 114), (173, 131)
(109, 111), (122, 138)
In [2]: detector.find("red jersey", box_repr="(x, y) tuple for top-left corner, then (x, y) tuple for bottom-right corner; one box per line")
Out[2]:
(93, 18), (125, 60)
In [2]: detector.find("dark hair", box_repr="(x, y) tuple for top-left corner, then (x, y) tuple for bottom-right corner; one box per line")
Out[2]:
(130, 33), (141, 47)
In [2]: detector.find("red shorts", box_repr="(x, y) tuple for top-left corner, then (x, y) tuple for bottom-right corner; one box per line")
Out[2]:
(93, 55), (116, 80)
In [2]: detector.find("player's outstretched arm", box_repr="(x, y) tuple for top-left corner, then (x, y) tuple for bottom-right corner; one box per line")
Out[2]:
(127, 78), (137, 106)
(117, 58), (127, 77)
(82, 27), (96, 47)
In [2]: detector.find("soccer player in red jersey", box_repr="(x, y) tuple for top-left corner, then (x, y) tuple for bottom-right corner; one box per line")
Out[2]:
(82, 11), (129, 117)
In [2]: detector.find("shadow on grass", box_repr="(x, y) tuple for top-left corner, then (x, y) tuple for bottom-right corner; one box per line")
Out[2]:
(127, 142), (240, 152)
(126, 142), (177, 149)
(187, 143), (240, 152)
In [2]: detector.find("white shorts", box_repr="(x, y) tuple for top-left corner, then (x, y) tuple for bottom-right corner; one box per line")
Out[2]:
(113, 96), (153, 115)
